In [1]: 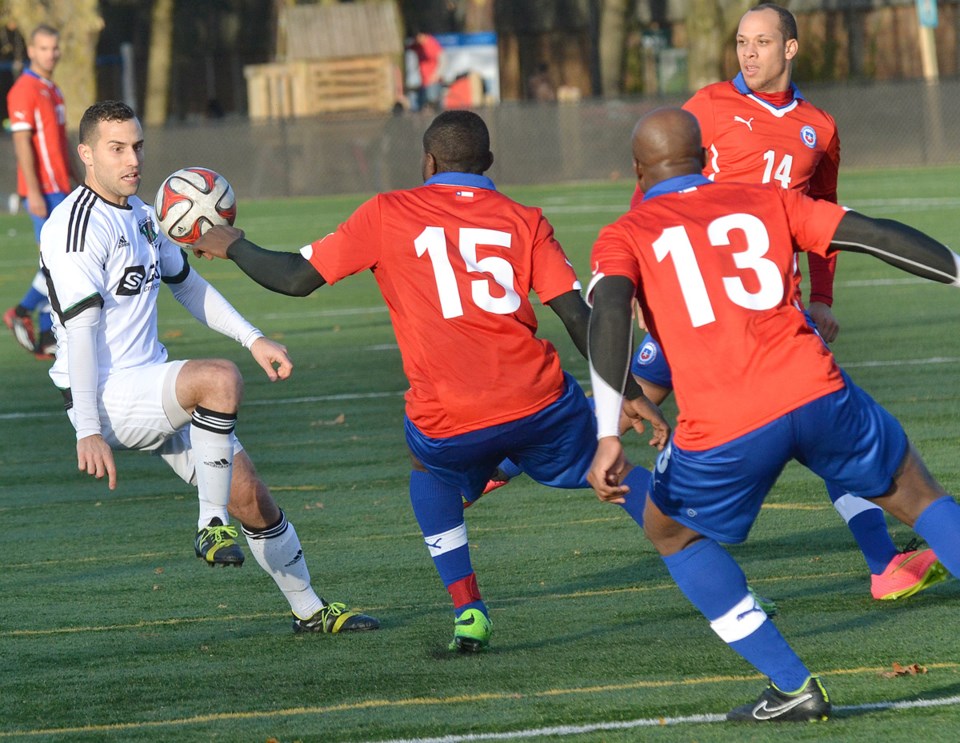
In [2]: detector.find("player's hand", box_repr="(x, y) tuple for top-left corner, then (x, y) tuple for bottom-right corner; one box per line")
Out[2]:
(192, 225), (245, 260)
(587, 436), (630, 504)
(77, 434), (117, 490)
(807, 301), (839, 343)
(621, 395), (670, 450)
(249, 336), (293, 381)
(26, 191), (48, 219)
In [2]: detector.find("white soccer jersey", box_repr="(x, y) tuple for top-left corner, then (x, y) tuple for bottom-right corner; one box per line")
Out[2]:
(40, 186), (186, 389)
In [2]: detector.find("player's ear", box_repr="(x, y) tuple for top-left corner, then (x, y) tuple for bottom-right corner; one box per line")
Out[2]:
(784, 38), (798, 61)
(483, 150), (494, 171)
(421, 151), (438, 181)
(78, 143), (93, 167)
(698, 147), (706, 170)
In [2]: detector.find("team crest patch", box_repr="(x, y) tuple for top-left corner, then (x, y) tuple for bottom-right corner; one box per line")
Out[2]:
(139, 216), (158, 243)
(637, 340), (659, 366)
(800, 125), (817, 149)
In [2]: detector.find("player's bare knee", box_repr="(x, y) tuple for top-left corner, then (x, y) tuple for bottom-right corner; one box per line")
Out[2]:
(200, 358), (244, 408)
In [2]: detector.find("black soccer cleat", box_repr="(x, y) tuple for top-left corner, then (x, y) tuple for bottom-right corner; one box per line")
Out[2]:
(194, 517), (245, 567)
(292, 601), (380, 633)
(727, 676), (831, 722)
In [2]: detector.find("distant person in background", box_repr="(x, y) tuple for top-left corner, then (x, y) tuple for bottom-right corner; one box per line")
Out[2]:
(408, 30), (444, 112)
(527, 62), (556, 102)
(5, 24), (79, 360)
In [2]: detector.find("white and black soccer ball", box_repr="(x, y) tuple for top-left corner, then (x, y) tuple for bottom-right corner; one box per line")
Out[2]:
(154, 167), (237, 247)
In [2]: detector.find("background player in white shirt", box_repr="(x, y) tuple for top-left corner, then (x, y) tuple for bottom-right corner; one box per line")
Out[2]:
(39, 100), (378, 634)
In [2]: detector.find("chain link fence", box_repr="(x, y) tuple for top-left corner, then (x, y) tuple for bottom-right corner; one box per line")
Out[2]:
(2, 78), (958, 207)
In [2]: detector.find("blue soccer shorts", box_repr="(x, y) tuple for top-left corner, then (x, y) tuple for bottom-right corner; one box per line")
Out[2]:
(649, 371), (907, 544)
(29, 192), (67, 242)
(631, 333), (673, 389)
(404, 372), (597, 499)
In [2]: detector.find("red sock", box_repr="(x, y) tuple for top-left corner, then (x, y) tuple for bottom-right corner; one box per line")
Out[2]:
(448, 573), (481, 609)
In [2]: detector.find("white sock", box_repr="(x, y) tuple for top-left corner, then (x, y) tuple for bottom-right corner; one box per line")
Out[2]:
(243, 512), (323, 619)
(833, 492), (883, 524)
(191, 406), (236, 528)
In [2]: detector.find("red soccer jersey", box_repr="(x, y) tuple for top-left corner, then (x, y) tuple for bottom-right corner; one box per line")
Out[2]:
(684, 77), (841, 305)
(302, 176), (582, 438)
(6, 69), (72, 195)
(593, 177), (847, 450)
(682, 77), (840, 200)
(630, 76), (841, 304)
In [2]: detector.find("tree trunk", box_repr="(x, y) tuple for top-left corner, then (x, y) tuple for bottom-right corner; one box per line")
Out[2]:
(685, 0), (752, 91)
(3, 0), (103, 131)
(597, 0), (630, 97)
(144, 0), (174, 126)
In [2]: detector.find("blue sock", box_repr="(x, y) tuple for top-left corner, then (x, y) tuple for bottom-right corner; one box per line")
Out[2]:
(38, 311), (53, 333)
(409, 470), (486, 615)
(618, 466), (651, 527)
(914, 495), (960, 578)
(497, 458), (522, 479)
(19, 287), (45, 312)
(663, 539), (810, 690)
(828, 484), (897, 574)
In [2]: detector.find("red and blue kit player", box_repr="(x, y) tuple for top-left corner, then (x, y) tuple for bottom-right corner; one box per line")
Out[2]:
(588, 107), (960, 722)
(625, 4), (942, 600)
(192, 110), (668, 652)
(4, 24), (78, 359)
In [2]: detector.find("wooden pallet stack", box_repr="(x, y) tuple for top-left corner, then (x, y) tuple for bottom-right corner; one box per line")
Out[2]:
(245, 2), (403, 120)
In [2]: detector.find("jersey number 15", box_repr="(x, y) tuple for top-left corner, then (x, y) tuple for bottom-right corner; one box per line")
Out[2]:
(416, 226), (521, 319)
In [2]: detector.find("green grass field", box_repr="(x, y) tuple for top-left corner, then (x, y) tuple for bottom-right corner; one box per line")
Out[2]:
(1, 166), (960, 742)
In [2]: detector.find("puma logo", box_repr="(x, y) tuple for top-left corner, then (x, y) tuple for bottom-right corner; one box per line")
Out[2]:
(734, 115), (754, 131)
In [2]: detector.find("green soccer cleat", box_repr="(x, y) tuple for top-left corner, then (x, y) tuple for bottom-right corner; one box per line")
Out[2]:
(292, 602), (380, 633)
(727, 676), (831, 722)
(194, 517), (245, 567)
(748, 586), (778, 616)
(448, 607), (492, 653)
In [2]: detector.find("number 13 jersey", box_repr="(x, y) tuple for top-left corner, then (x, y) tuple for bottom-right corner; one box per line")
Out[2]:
(592, 176), (847, 451)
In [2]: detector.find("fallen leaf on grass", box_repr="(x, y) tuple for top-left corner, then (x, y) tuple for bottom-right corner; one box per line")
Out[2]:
(880, 662), (927, 678)
(310, 413), (346, 426)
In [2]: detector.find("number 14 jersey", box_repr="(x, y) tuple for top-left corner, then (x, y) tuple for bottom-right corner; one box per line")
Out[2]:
(301, 173), (582, 438)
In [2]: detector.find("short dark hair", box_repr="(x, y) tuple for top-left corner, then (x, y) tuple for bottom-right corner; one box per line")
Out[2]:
(79, 100), (137, 145)
(750, 3), (798, 42)
(422, 110), (492, 175)
(30, 24), (59, 42)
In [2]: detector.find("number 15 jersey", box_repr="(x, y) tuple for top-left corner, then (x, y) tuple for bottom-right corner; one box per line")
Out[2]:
(301, 173), (582, 438)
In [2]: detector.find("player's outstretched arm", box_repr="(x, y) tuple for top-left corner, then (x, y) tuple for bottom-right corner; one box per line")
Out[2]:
(831, 211), (960, 284)
(194, 226), (326, 297)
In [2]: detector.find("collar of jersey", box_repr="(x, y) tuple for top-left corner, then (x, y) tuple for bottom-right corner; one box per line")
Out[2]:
(732, 72), (804, 115)
(424, 172), (497, 191)
(642, 173), (711, 201)
(23, 68), (52, 86)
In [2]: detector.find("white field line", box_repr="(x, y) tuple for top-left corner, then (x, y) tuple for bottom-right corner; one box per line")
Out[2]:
(370, 694), (960, 743)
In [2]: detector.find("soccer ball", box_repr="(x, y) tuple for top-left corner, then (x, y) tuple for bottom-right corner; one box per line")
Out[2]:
(154, 167), (236, 246)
